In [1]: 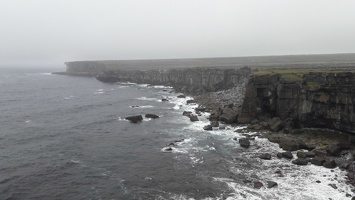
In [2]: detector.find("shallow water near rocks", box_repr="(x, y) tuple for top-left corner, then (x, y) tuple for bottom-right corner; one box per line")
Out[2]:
(0, 68), (353, 199)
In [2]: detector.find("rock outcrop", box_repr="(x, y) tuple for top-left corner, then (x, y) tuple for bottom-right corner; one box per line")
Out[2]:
(238, 72), (355, 134)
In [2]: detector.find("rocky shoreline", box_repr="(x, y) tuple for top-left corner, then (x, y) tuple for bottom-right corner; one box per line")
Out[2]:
(169, 84), (355, 194)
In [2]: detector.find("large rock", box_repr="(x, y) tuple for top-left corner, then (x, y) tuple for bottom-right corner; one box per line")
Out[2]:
(189, 115), (199, 122)
(259, 153), (271, 160)
(254, 181), (263, 189)
(203, 125), (213, 131)
(125, 115), (143, 123)
(219, 106), (238, 124)
(323, 160), (337, 169)
(268, 117), (284, 132)
(279, 139), (307, 151)
(281, 151), (293, 159)
(145, 114), (159, 119)
(311, 157), (326, 166)
(182, 111), (192, 116)
(211, 121), (219, 127)
(326, 145), (342, 156)
(292, 158), (309, 165)
(239, 138), (250, 148)
(177, 94), (186, 98)
(267, 181), (278, 188)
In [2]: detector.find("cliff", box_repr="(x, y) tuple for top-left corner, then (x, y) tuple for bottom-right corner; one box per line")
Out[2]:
(238, 71), (355, 134)
(96, 67), (252, 93)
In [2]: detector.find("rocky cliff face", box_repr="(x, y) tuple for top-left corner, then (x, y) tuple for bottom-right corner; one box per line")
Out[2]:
(238, 72), (355, 134)
(96, 67), (252, 93)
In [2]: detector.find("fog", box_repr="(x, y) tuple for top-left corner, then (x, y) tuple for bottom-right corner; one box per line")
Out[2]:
(1, 0), (355, 68)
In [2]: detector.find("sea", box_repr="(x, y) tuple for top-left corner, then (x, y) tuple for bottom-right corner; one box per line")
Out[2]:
(0, 67), (353, 200)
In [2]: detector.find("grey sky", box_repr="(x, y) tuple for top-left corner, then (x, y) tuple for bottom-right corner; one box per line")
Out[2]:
(1, 0), (355, 67)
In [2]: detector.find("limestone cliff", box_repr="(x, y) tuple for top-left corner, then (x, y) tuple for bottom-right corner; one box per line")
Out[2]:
(96, 67), (252, 93)
(238, 72), (355, 134)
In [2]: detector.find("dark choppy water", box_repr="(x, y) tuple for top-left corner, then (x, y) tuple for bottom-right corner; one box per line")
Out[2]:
(0, 68), (352, 200)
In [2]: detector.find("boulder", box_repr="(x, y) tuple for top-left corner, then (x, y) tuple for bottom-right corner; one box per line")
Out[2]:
(239, 138), (250, 148)
(339, 162), (350, 169)
(189, 115), (199, 122)
(311, 157), (326, 166)
(279, 139), (306, 151)
(297, 151), (306, 158)
(305, 151), (316, 158)
(259, 153), (271, 160)
(145, 114), (159, 119)
(326, 145), (342, 156)
(323, 160), (337, 169)
(254, 181), (263, 189)
(281, 151), (293, 159)
(125, 115), (143, 123)
(292, 158), (309, 165)
(161, 98), (169, 102)
(203, 125), (213, 131)
(182, 111), (192, 116)
(177, 94), (186, 98)
(211, 121), (219, 127)
(277, 153), (283, 159)
(219, 106), (238, 124)
(267, 181), (278, 188)
(268, 117), (284, 132)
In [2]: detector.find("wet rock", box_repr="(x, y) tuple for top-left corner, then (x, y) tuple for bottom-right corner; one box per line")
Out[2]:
(268, 117), (284, 132)
(292, 158), (309, 165)
(219, 106), (238, 124)
(311, 157), (326, 166)
(254, 181), (263, 189)
(326, 145), (342, 156)
(323, 160), (337, 169)
(279, 139), (306, 151)
(248, 123), (262, 130)
(339, 162), (350, 169)
(316, 180), (321, 183)
(186, 100), (196, 104)
(259, 153), (271, 160)
(281, 151), (293, 159)
(239, 138), (250, 148)
(182, 111), (192, 116)
(130, 105), (140, 108)
(177, 94), (186, 98)
(145, 114), (159, 119)
(297, 151), (307, 158)
(267, 181), (278, 188)
(211, 121), (219, 127)
(164, 147), (173, 151)
(328, 184), (338, 189)
(203, 125), (213, 131)
(277, 153), (283, 159)
(125, 115), (143, 123)
(305, 151), (316, 158)
(189, 115), (199, 122)
(161, 98), (169, 102)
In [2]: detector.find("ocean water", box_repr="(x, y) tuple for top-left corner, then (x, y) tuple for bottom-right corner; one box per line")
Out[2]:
(0, 67), (353, 200)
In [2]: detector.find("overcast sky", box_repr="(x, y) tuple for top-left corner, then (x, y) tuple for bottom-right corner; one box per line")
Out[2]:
(1, 0), (355, 67)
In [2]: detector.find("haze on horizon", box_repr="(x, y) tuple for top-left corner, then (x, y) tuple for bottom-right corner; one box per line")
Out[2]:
(1, 0), (355, 68)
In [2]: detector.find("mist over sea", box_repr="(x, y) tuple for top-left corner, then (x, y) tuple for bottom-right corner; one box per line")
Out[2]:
(0, 67), (352, 200)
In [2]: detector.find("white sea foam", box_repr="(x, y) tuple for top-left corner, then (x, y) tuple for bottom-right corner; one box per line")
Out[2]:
(64, 95), (75, 100)
(130, 105), (154, 109)
(26, 73), (52, 76)
(25, 120), (31, 123)
(136, 97), (160, 101)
